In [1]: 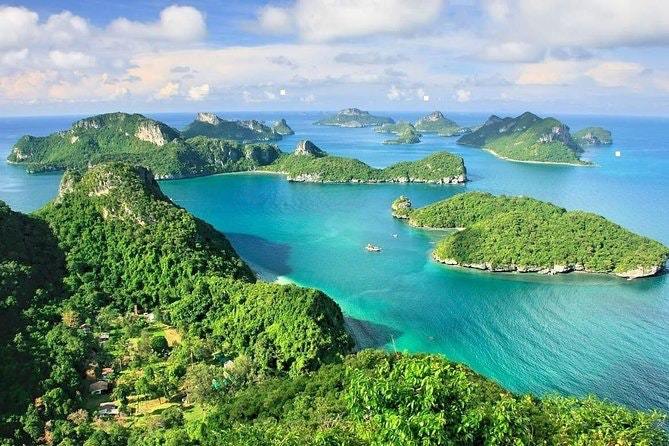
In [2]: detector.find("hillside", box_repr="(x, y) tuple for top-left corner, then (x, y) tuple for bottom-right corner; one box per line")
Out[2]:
(264, 141), (466, 183)
(383, 127), (422, 144)
(414, 111), (469, 136)
(574, 126), (613, 145)
(1, 165), (667, 444)
(314, 108), (394, 127)
(457, 112), (587, 165)
(7, 113), (282, 178)
(393, 192), (669, 279)
(181, 112), (282, 142)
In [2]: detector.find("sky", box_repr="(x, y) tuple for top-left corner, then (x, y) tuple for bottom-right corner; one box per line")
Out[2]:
(1, 0), (669, 116)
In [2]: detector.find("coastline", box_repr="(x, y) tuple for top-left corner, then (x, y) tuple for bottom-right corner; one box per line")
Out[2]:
(482, 148), (592, 167)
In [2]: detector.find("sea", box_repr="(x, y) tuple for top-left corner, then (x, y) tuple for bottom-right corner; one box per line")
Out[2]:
(1, 111), (667, 414)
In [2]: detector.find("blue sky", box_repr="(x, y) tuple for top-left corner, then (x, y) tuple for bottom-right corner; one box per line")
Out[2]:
(1, 0), (668, 116)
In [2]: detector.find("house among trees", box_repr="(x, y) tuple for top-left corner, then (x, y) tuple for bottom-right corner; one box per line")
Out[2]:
(89, 380), (109, 395)
(99, 402), (119, 417)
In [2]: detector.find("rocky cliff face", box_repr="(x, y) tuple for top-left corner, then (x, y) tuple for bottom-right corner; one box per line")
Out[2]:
(195, 112), (221, 126)
(294, 140), (327, 157)
(135, 121), (173, 146)
(537, 125), (572, 145)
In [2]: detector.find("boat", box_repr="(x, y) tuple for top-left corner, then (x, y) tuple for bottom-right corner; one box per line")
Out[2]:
(615, 150), (621, 157)
(392, 234), (398, 238)
(365, 243), (382, 252)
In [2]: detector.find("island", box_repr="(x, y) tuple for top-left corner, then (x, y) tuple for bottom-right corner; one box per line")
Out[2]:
(375, 121), (415, 134)
(7, 112), (282, 179)
(314, 108), (394, 127)
(181, 112), (281, 142)
(262, 140), (466, 183)
(383, 127), (421, 145)
(456, 112), (588, 165)
(392, 191), (669, 279)
(573, 127), (613, 146)
(272, 118), (295, 135)
(1, 163), (665, 445)
(414, 111), (470, 136)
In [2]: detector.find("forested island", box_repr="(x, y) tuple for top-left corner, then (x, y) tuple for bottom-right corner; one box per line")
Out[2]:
(262, 140), (466, 183)
(181, 112), (284, 142)
(1, 163), (666, 445)
(574, 126), (613, 145)
(414, 111), (470, 136)
(392, 192), (669, 279)
(457, 112), (588, 165)
(383, 127), (422, 145)
(314, 108), (394, 127)
(7, 113), (284, 179)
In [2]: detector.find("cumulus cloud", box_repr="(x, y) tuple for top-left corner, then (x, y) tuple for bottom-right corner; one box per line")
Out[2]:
(156, 82), (180, 99)
(255, 0), (444, 42)
(188, 83), (210, 101)
(48, 50), (95, 69)
(483, 0), (669, 57)
(0, 6), (38, 50)
(108, 5), (206, 43)
(455, 89), (471, 102)
(585, 61), (647, 87)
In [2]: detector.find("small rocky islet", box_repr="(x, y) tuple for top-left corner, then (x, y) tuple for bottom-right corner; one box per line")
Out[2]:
(392, 192), (669, 279)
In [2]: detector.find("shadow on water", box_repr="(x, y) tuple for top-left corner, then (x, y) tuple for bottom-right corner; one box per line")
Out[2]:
(226, 232), (292, 279)
(345, 316), (402, 350)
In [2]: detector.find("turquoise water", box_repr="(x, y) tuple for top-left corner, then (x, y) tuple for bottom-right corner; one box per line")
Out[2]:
(1, 112), (668, 414)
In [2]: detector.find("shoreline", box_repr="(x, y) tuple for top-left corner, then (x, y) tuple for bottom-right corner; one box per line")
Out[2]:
(482, 148), (593, 167)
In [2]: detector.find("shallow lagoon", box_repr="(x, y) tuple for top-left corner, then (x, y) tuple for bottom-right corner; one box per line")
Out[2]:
(2, 111), (667, 413)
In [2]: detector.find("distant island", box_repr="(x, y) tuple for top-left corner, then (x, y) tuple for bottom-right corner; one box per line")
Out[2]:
(375, 122), (415, 134)
(573, 127), (613, 146)
(7, 112), (283, 179)
(263, 140), (466, 183)
(457, 112), (588, 165)
(392, 192), (669, 279)
(383, 127), (421, 145)
(181, 112), (285, 142)
(415, 111), (470, 136)
(272, 118), (295, 135)
(314, 108), (394, 127)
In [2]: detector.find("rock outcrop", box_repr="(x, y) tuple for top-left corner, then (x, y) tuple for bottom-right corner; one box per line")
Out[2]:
(294, 140), (327, 157)
(195, 112), (221, 126)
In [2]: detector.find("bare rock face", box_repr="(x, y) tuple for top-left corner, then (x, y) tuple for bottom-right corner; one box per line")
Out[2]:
(294, 140), (327, 157)
(195, 112), (221, 126)
(135, 122), (170, 146)
(538, 125), (572, 145)
(616, 265), (662, 280)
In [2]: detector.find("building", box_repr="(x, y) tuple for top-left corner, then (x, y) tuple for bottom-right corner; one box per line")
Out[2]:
(89, 380), (109, 395)
(99, 402), (119, 416)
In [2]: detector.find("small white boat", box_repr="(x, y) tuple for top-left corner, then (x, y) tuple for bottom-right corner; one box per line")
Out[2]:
(392, 234), (398, 238)
(615, 150), (621, 157)
(365, 243), (382, 252)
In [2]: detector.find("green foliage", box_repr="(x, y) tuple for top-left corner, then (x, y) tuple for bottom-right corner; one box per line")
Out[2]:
(375, 122), (416, 134)
(315, 109), (394, 127)
(383, 127), (421, 145)
(573, 127), (613, 145)
(457, 112), (587, 164)
(272, 118), (295, 136)
(414, 111), (464, 136)
(265, 151), (466, 183)
(399, 191), (669, 275)
(7, 113), (282, 178)
(150, 336), (170, 356)
(181, 115), (281, 142)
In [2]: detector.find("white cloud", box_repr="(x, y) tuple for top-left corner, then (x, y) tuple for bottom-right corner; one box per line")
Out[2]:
(1, 49), (29, 66)
(108, 5), (206, 43)
(455, 89), (471, 102)
(49, 50), (95, 69)
(187, 83), (210, 101)
(300, 93), (316, 103)
(0, 6), (38, 50)
(483, 0), (669, 51)
(156, 82), (180, 99)
(255, 0), (444, 42)
(256, 6), (293, 35)
(479, 41), (545, 63)
(585, 61), (646, 87)
(516, 60), (582, 86)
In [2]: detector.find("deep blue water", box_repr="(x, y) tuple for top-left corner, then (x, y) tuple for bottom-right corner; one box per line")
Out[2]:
(1, 111), (667, 414)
